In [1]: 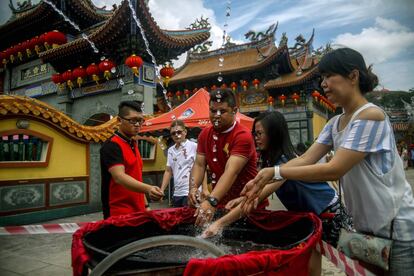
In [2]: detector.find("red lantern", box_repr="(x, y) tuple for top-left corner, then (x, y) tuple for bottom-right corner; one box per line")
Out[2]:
(39, 33), (47, 50)
(22, 40), (32, 58)
(211, 85), (217, 91)
(44, 30), (67, 49)
(62, 70), (74, 90)
(312, 90), (320, 101)
(241, 80), (249, 91)
(99, 59), (116, 80)
(268, 96), (274, 106)
(125, 54), (143, 77)
(30, 36), (41, 55)
(252, 78), (260, 89)
(1, 51), (8, 67)
(6, 47), (16, 63)
(230, 82), (238, 92)
(184, 89), (190, 98)
(73, 66), (87, 87)
(160, 64), (174, 87)
(291, 92), (300, 105)
(167, 91), (173, 101)
(15, 43), (24, 61)
(86, 63), (100, 84)
(278, 94), (287, 106)
(51, 73), (63, 90)
(175, 90), (182, 100)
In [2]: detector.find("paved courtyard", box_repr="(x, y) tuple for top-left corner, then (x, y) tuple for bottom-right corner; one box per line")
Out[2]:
(1, 169), (414, 276)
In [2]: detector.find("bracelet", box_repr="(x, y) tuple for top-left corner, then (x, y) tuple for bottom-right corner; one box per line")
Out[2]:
(273, 165), (284, 181)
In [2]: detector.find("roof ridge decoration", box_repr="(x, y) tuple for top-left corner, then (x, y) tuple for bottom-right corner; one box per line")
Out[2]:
(8, 0), (35, 14)
(244, 22), (278, 42)
(188, 35), (275, 61)
(0, 95), (119, 143)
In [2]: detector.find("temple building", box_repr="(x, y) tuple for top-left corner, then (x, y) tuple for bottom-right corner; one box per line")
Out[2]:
(167, 25), (335, 146)
(0, 0), (208, 224)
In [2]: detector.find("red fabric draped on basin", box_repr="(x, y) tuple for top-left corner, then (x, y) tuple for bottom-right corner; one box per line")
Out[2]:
(72, 208), (321, 276)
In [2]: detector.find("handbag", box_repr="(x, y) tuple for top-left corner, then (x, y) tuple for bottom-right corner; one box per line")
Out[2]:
(336, 180), (393, 271)
(337, 228), (393, 270)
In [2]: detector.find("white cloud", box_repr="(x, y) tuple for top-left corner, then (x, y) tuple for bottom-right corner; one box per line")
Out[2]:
(375, 59), (414, 91)
(332, 17), (414, 64)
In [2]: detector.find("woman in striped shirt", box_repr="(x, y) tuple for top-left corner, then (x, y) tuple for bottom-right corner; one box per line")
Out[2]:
(241, 48), (414, 275)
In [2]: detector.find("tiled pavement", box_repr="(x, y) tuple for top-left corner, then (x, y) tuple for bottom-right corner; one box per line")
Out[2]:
(1, 170), (413, 275)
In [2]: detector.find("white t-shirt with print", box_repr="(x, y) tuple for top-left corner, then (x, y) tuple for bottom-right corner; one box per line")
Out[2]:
(166, 140), (197, 197)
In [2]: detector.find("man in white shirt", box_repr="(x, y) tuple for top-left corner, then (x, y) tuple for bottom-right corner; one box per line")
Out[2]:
(160, 120), (198, 207)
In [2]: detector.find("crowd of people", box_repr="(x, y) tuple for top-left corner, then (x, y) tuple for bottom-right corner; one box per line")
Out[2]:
(99, 48), (414, 275)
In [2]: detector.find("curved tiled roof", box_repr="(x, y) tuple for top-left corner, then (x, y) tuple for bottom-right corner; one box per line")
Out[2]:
(170, 41), (288, 84)
(264, 65), (319, 89)
(40, 0), (210, 63)
(0, 95), (118, 143)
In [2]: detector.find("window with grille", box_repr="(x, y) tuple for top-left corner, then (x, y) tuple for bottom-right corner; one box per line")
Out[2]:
(138, 139), (156, 160)
(0, 130), (53, 167)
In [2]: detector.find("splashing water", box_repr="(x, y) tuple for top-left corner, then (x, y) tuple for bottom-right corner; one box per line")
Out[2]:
(141, 102), (145, 114)
(214, 121), (219, 127)
(171, 115), (176, 120)
(43, 0), (99, 53)
(216, 110), (221, 116)
(127, 89), (134, 95)
(119, 78), (125, 87)
(127, 0), (172, 109)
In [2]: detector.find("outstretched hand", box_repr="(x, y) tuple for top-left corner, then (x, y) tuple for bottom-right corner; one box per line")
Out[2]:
(201, 220), (223, 238)
(240, 167), (274, 214)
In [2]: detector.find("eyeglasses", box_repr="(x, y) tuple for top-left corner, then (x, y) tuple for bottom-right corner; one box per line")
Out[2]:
(252, 131), (265, 138)
(120, 117), (145, 126)
(171, 130), (184, 136)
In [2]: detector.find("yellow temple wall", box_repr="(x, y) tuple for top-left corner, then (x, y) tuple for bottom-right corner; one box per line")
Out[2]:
(0, 118), (88, 181)
(312, 112), (328, 139)
(143, 142), (167, 172)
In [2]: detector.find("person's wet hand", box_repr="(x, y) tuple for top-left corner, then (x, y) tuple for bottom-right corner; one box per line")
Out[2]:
(188, 187), (199, 208)
(241, 168), (273, 205)
(149, 186), (164, 201)
(225, 197), (244, 210)
(201, 221), (223, 238)
(195, 200), (215, 227)
(241, 197), (259, 215)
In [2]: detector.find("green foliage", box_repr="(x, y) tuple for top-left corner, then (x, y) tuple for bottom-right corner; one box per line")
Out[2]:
(365, 91), (414, 108)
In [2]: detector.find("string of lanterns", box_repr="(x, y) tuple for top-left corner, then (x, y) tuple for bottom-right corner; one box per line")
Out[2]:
(1, 30), (67, 67)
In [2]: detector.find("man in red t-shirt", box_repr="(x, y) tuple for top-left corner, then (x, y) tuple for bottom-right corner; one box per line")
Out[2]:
(100, 101), (164, 218)
(189, 88), (257, 226)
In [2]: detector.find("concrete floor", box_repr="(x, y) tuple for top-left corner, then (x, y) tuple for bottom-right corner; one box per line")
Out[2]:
(1, 170), (414, 276)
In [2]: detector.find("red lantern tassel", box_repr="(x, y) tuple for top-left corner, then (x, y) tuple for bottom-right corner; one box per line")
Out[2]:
(92, 74), (99, 84)
(104, 70), (110, 80)
(77, 77), (83, 88)
(67, 80), (74, 90)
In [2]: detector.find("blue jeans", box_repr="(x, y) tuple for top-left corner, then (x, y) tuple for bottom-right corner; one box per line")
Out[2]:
(388, 239), (414, 275)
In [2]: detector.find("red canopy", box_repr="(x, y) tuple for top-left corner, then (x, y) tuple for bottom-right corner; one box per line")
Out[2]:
(140, 88), (254, 133)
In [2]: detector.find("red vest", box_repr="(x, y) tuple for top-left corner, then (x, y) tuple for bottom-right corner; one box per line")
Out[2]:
(109, 135), (145, 217)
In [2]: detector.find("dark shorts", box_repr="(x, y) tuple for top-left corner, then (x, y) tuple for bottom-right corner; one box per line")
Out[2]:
(173, 196), (188, 207)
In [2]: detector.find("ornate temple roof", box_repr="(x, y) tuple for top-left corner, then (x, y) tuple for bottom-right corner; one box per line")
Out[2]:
(0, 95), (118, 143)
(169, 28), (321, 88)
(264, 65), (318, 89)
(0, 0), (112, 48)
(39, 0), (210, 67)
(170, 36), (292, 85)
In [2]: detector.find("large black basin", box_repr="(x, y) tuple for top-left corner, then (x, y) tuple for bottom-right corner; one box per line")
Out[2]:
(83, 216), (314, 274)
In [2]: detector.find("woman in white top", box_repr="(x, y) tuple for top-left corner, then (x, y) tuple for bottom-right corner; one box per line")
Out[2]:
(241, 48), (414, 275)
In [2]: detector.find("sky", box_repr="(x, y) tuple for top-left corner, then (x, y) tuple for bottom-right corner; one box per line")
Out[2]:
(1, 0), (414, 91)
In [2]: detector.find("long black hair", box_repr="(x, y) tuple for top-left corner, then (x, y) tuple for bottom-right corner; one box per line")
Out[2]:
(318, 47), (378, 94)
(253, 111), (297, 167)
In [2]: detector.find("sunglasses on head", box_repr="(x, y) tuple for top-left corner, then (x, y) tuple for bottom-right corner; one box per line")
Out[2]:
(171, 130), (184, 136)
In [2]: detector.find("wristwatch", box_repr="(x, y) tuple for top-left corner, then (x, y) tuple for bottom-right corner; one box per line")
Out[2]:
(273, 165), (284, 181)
(206, 196), (218, 207)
